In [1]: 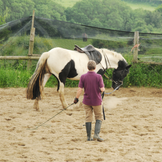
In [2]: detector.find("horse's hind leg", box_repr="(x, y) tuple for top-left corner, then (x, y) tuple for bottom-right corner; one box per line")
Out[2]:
(34, 97), (39, 111)
(33, 73), (51, 111)
(59, 82), (68, 109)
(42, 73), (51, 96)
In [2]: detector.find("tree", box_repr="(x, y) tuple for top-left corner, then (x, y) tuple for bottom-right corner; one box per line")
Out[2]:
(0, 0), (66, 22)
(0, 0), (34, 22)
(33, 0), (66, 21)
(155, 4), (162, 12)
(0, 15), (5, 25)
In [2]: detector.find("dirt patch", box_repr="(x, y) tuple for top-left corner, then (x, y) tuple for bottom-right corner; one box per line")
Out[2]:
(0, 87), (162, 162)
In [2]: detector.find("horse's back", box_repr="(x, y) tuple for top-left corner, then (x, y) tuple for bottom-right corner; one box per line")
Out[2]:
(48, 47), (89, 62)
(47, 47), (89, 79)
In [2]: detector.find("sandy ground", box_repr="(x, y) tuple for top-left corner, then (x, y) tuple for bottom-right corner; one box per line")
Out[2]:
(0, 87), (162, 162)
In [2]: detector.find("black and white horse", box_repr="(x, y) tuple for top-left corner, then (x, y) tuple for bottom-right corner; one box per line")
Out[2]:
(27, 46), (131, 111)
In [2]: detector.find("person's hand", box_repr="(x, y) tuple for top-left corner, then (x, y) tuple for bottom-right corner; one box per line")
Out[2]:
(74, 98), (79, 104)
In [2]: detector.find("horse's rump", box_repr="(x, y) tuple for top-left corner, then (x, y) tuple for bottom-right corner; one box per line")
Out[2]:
(27, 52), (50, 100)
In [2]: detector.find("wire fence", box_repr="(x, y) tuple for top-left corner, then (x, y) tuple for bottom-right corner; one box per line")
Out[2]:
(0, 15), (162, 64)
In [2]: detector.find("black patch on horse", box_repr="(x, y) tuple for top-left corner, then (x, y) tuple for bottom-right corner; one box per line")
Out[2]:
(97, 69), (106, 76)
(52, 74), (60, 91)
(59, 60), (78, 85)
(112, 60), (131, 89)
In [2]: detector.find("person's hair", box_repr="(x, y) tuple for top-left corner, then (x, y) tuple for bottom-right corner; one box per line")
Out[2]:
(87, 60), (96, 70)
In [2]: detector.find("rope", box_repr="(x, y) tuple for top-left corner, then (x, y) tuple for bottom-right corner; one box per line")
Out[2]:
(27, 103), (74, 130)
(104, 83), (122, 95)
(104, 74), (110, 79)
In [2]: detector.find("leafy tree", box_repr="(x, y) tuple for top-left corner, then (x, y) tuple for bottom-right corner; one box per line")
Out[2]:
(2, 0), (34, 21)
(33, 0), (66, 21)
(65, 0), (130, 29)
(0, 15), (5, 25)
(155, 4), (162, 12)
(65, 0), (162, 32)
(0, 0), (34, 22)
(145, 10), (162, 28)
(0, 0), (66, 22)
(0, 0), (162, 33)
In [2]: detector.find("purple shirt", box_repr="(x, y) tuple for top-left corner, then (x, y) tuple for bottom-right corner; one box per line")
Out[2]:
(79, 71), (104, 106)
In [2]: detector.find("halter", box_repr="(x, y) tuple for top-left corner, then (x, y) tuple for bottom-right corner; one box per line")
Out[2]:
(102, 83), (123, 96)
(100, 49), (115, 82)
(100, 49), (111, 79)
(100, 49), (123, 85)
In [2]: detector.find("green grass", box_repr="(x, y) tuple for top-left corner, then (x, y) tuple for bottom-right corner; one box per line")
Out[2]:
(138, 54), (162, 63)
(0, 64), (31, 87)
(52, 0), (157, 11)
(0, 35), (94, 88)
(51, 38), (93, 50)
(125, 2), (156, 11)
(1, 36), (162, 88)
(0, 35), (93, 57)
(1, 53), (162, 88)
(52, 0), (81, 8)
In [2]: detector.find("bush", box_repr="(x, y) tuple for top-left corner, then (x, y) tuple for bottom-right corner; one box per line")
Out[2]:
(0, 58), (162, 88)
(0, 64), (31, 87)
(127, 62), (162, 88)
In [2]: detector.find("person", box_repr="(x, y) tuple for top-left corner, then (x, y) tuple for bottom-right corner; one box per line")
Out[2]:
(74, 60), (105, 142)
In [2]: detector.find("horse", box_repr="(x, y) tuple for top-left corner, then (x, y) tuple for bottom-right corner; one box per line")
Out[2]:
(26, 45), (131, 111)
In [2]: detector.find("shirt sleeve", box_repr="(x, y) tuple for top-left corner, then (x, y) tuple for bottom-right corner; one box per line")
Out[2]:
(78, 75), (84, 88)
(99, 75), (104, 88)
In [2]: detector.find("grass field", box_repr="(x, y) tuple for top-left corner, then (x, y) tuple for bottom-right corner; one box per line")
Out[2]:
(138, 54), (162, 63)
(125, 2), (156, 11)
(52, 0), (156, 11)
(52, 0), (81, 8)
(1, 35), (162, 88)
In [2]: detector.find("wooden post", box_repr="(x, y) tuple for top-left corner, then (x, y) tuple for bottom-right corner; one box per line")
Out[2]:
(133, 31), (139, 63)
(27, 10), (35, 70)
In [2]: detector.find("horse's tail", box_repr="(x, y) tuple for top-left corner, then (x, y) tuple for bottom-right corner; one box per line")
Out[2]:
(26, 52), (50, 100)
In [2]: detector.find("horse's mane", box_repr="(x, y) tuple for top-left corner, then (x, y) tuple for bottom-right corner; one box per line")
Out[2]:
(102, 48), (126, 62)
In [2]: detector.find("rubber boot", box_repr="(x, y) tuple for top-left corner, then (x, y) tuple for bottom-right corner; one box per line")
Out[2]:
(86, 122), (92, 141)
(93, 120), (104, 142)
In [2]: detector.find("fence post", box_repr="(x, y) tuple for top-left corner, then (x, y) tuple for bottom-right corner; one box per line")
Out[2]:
(27, 10), (35, 70)
(133, 31), (139, 63)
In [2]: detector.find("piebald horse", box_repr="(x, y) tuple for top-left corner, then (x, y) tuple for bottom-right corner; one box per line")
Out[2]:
(27, 46), (131, 111)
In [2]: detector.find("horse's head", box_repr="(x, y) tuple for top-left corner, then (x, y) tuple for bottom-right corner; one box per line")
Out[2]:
(112, 60), (131, 89)
(96, 48), (131, 90)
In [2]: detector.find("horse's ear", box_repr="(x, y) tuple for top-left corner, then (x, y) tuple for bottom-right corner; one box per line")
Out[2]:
(126, 65), (131, 69)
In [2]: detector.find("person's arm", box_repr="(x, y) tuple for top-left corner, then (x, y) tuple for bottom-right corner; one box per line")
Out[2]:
(100, 87), (105, 93)
(74, 87), (83, 104)
(76, 87), (83, 98)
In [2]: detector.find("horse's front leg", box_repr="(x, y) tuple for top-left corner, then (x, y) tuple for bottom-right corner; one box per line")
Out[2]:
(59, 83), (68, 109)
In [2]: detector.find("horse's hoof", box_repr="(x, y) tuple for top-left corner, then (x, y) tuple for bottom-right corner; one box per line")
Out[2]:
(63, 106), (68, 109)
(63, 104), (68, 109)
(33, 103), (39, 111)
(34, 106), (39, 111)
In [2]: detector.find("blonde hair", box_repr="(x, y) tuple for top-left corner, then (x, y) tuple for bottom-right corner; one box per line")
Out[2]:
(87, 60), (96, 70)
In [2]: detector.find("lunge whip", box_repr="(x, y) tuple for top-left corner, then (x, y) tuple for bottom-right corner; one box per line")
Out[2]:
(27, 103), (74, 130)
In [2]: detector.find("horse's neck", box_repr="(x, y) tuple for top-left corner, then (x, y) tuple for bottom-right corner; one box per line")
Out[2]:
(107, 54), (121, 69)
(100, 49), (125, 69)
